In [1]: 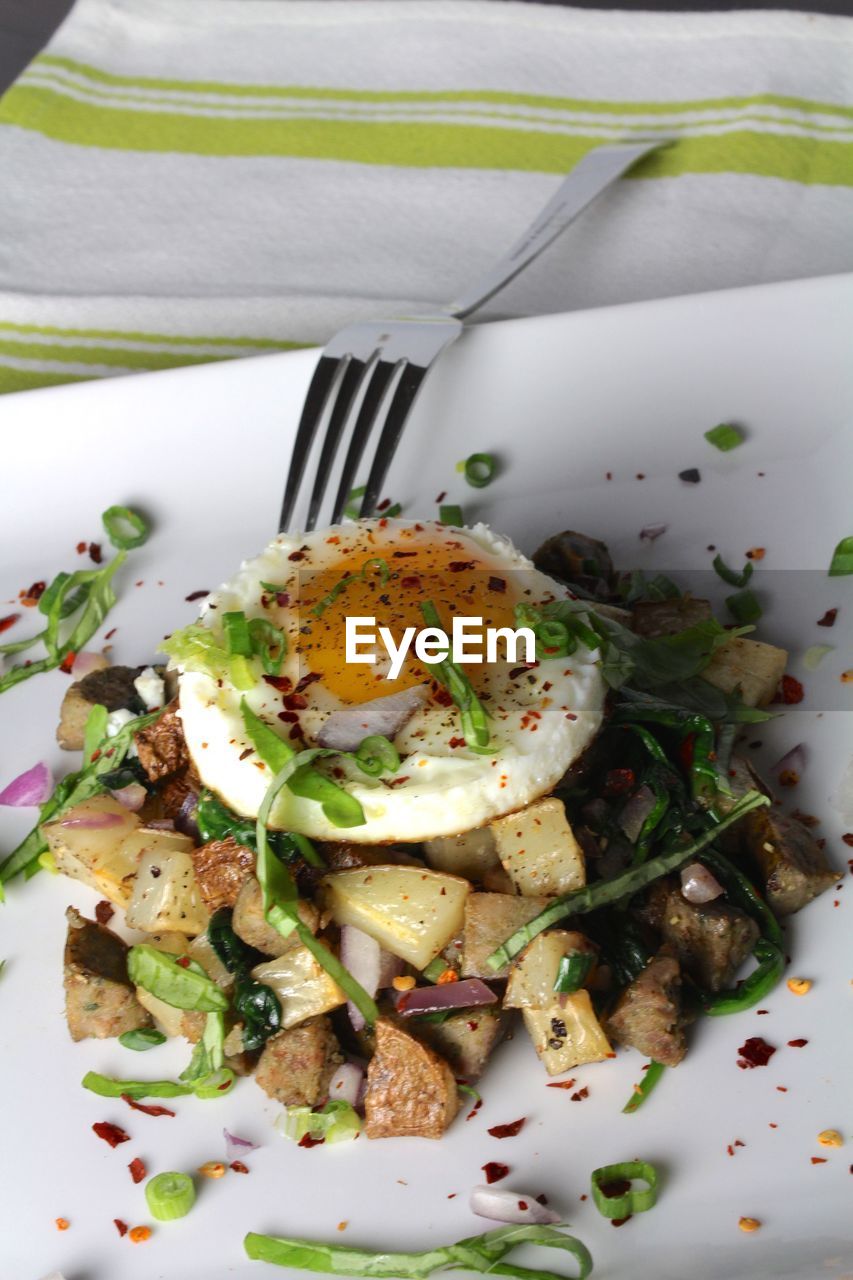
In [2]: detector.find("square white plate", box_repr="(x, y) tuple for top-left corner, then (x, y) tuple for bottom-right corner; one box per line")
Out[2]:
(1, 273), (852, 1280)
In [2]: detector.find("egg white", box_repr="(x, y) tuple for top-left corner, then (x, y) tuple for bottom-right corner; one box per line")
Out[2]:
(176, 520), (606, 842)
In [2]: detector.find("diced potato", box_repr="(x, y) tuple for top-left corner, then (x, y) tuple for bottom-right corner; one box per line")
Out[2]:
(135, 987), (189, 1039)
(125, 840), (210, 936)
(461, 892), (552, 979)
(44, 796), (142, 906)
(522, 990), (612, 1076)
(491, 798), (585, 896)
(423, 827), (499, 881)
(415, 1006), (507, 1081)
(504, 930), (597, 1009)
(252, 946), (345, 1030)
(188, 932), (234, 990)
(702, 636), (787, 708)
(322, 865), (470, 968)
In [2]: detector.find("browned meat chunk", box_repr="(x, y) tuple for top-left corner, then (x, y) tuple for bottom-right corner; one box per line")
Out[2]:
(461, 893), (552, 979)
(364, 1018), (459, 1139)
(649, 883), (759, 991)
(414, 1007), (507, 1081)
(56, 662), (146, 750)
(232, 876), (319, 957)
(64, 906), (152, 1042)
(631, 597), (712, 638)
(741, 806), (837, 916)
(607, 950), (686, 1067)
(135, 699), (188, 782)
(158, 769), (200, 822)
(533, 530), (614, 597)
(191, 835), (254, 912)
(254, 1016), (342, 1107)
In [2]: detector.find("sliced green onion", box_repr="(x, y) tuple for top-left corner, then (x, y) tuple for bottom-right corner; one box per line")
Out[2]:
(118, 1028), (167, 1052)
(803, 644), (834, 671)
(223, 610), (252, 657)
(726, 588), (761, 625)
(344, 486), (366, 520)
(355, 735), (400, 777)
(829, 535), (853, 576)
(704, 423), (744, 452)
(486, 790), (770, 970)
(383, 503), (402, 518)
(712, 554), (753, 589)
(276, 1099), (361, 1145)
(249, 617), (287, 675)
(145, 1171), (196, 1222)
(422, 956), (449, 983)
(702, 939), (784, 1016)
(420, 600), (495, 753)
(101, 504), (150, 550)
(622, 1061), (665, 1114)
(591, 1160), (658, 1219)
(82, 1071), (191, 1099)
(462, 452), (498, 488)
(439, 504), (463, 526)
(127, 945), (229, 1013)
(553, 953), (595, 994)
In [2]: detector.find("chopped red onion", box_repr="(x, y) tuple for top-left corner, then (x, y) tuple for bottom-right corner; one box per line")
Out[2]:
(618, 785), (656, 843)
(771, 743), (807, 777)
(396, 978), (497, 1017)
(639, 523), (668, 542)
(327, 1062), (365, 1108)
(59, 810), (126, 830)
(339, 925), (386, 1032)
(174, 790), (200, 841)
(0, 761), (52, 808)
(70, 650), (107, 678)
(681, 861), (725, 904)
(110, 782), (147, 812)
(146, 818), (176, 831)
(223, 1128), (260, 1164)
(316, 686), (427, 752)
(469, 1184), (560, 1226)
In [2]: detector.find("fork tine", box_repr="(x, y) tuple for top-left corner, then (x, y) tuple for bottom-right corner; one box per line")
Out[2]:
(305, 357), (371, 532)
(278, 354), (344, 533)
(329, 358), (397, 524)
(359, 361), (427, 518)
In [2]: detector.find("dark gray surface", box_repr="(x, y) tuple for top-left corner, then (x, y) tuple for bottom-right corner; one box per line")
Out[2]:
(1, 0), (851, 96)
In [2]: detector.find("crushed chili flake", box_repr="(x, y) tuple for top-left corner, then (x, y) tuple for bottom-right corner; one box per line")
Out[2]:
(392, 550), (417, 558)
(89, 542), (103, 564)
(185, 589), (210, 602)
(59, 650), (77, 674)
(817, 608), (838, 628)
(546, 1079), (577, 1090)
(778, 769), (799, 788)
(129, 1225), (152, 1244)
(76, 540), (87, 554)
(448, 736), (466, 749)
(94, 899), (115, 925)
(93, 1121), (130, 1147)
(604, 767), (635, 795)
(776, 1086), (788, 1092)
(239, 746), (254, 760)
(736, 1037), (776, 1069)
(295, 671), (322, 693)
(482, 1162), (510, 1184)
(128, 1157), (147, 1184)
(487, 1118), (525, 1138)
(55, 1217), (70, 1231)
(599, 1178), (632, 1199)
(0, 612), (20, 634)
(376, 498), (391, 512)
(283, 692), (308, 711)
(466, 1098), (483, 1121)
(843, 833), (853, 847)
(230, 1160), (249, 1174)
(264, 674), (293, 693)
(435, 491), (447, 503)
(774, 675), (804, 704)
(756, 1009), (769, 1015)
(298, 1133), (324, 1148)
(746, 547), (766, 560)
(811, 1157), (828, 1165)
(401, 575), (421, 589)
(121, 1094), (176, 1118)
(447, 1192), (457, 1199)
(535, 1193), (549, 1206)
(611, 1216), (632, 1228)
(21, 580), (46, 604)
(104, 627), (117, 640)
(788, 1038), (809, 1048)
(570, 1087), (590, 1101)
(288, 551), (306, 562)
(488, 576), (507, 593)
(176, 956), (191, 969)
(114, 1218), (128, 1237)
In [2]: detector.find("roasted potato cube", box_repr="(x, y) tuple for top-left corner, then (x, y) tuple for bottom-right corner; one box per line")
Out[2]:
(423, 826), (500, 881)
(364, 1018), (459, 1139)
(631, 597), (712, 638)
(135, 987), (205, 1042)
(322, 865), (469, 968)
(522, 990), (612, 1075)
(606, 950), (686, 1067)
(414, 1006), (507, 1081)
(491, 798), (585, 896)
(188, 932), (234, 990)
(461, 892), (552, 979)
(701, 636), (788, 708)
(255, 1016), (343, 1107)
(45, 796), (142, 906)
(252, 946), (345, 1029)
(233, 876), (319, 958)
(191, 835), (254, 912)
(125, 839), (210, 936)
(64, 906), (152, 1042)
(741, 806), (837, 915)
(504, 930), (597, 1009)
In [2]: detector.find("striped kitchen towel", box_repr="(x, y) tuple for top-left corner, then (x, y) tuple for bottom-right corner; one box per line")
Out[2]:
(0, 0), (851, 395)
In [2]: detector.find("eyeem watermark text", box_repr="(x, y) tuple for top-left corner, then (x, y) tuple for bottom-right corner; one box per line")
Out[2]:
(346, 616), (536, 680)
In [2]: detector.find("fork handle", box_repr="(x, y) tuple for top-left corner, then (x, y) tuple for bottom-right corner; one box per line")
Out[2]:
(447, 138), (670, 321)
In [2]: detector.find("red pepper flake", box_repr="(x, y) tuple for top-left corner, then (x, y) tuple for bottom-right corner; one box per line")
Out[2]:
(76, 540), (87, 554)
(239, 746), (254, 760)
(776, 1086), (788, 1092)
(447, 1192), (457, 1199)
(546, 1079), (577, 1090)
(433, 686), (453, 706)
(769, 1123), (778, 1129)
(611, 1216), (632, 1228)
(288, 551), (306, 562)
(20, 580), (46, 605)
(94, 899), (115, 925)
(386, 775), (410, 788)
(436, 491), (447, 503)
(535, 1193), (549, 1206)
(283, 692), (308, 711)
(114, 1219), (128, 1237)
(482, 1162), (510, 1184)
(778, 769), (799, 788)
(843, 834), (853, 847)
(599, 1178), (632, 1199)
(55, 1217), (70, 1231)
(606, 471), (613, 481)
(59, 650), (77, 674)
(487, 1118), (526, 1138)
(400, 576), (421, 589)
(788, 1038), (809, 1048)
(817, 608), (838, 628)
(128, 1157), (147, 1184)
(0, 613), (20, 634)
(811, 1157), (828, 1165)
(756, 1009), (769, 1015)
(745, 547), (766, 561)
(392, 550), (417, 558)
(517, 1200), (529, 1211)
(298, 1133), (324, 1148)
(89, 542), (103, 564)
(185, 589), (210, 602)
(579, 1193), (588, 1202)
(466, 1098), (483, 1121)
(570, 1087), (590, 1101)
(448, 736), (466, 749)
(448, 560), (476, 572)
(736, 1037), (776, 1068)
(376, 498), (391, 512)
(603, 768), (635, 796)
(104, 627), (117, 640)
(121, 1094), (176, 1118)
(773, 675), (804, 705)
(176, 956), (191, 969)
(230, 1160), (249, 1174)
(263, 674), (293, 693)
(488, 576), (506, 593)
(295, 671), (322, 693)
(93, 1121), (130, 1148)
(278, 711), (299, 724)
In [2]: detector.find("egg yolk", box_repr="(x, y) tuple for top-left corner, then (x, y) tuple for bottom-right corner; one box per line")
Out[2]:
(288, 529), (529, 705)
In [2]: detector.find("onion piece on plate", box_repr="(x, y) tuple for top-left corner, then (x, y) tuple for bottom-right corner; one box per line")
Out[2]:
(316, 686), (427, 752)
(59, 809), (126, 830)
(771, 743), (807, 778)
(339, 925), (401, 1032)
(0, 760), (52, 808)
(619, 785), (656, 842)
(680, 861), (724, 904)
(327, 1061), (365, 1108)
(223, 1128), (260, 1164)
(470, 1184), (560, 1225)
(110, 782), (147, 812)
(70, 650), (108, 679)
(395, 978), (497, 1017)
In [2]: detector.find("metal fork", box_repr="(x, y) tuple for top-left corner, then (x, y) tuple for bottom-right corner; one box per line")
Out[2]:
(278, 138), (669, 533)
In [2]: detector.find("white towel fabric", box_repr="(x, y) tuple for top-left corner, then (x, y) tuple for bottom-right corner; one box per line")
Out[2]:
(0, 0), (851, 393)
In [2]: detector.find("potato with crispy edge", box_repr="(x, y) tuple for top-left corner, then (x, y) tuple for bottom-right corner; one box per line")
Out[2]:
(701, 636), (787, 708)
(365, 1018), (459, 1139)
(461, 892), (552, 979)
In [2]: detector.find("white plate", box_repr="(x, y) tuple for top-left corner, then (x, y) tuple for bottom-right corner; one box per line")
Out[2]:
(1, 274), (852, 1280)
